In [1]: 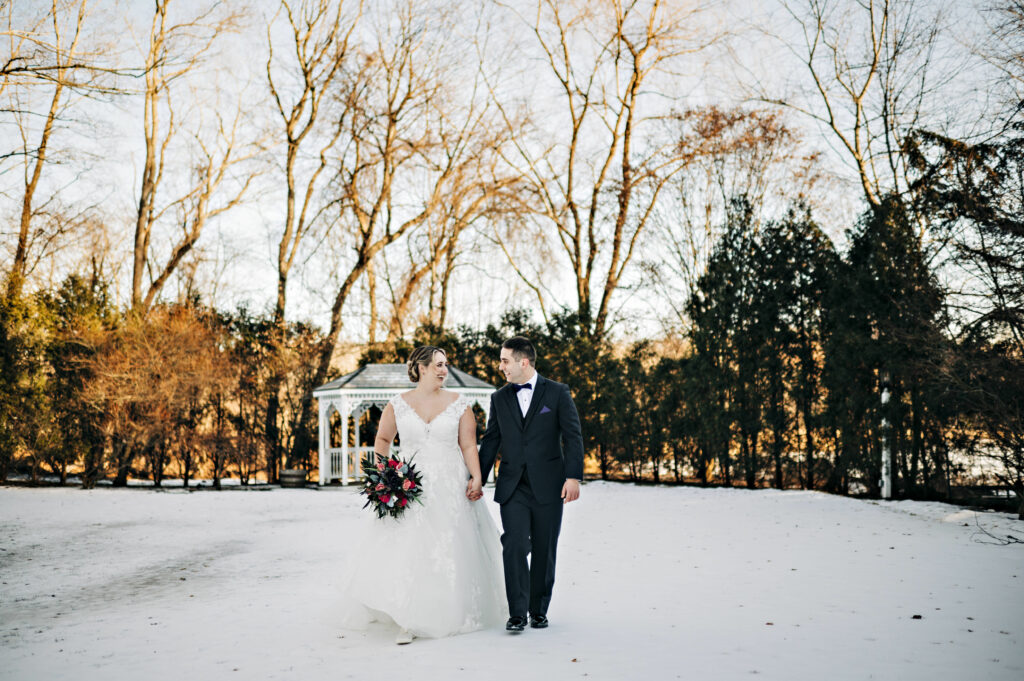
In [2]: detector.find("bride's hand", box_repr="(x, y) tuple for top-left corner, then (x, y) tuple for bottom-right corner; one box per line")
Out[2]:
(466, 476), (483, 501)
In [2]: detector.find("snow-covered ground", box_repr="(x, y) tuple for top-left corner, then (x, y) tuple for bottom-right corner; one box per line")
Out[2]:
(1, 482), (1021, 681)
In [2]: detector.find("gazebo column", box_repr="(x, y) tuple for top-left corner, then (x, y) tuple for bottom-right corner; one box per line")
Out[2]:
(340, 398), (351, 485)
(317, 400), (330, 486)
(354, 408), (362, 473)
(482, 396), (492, 426)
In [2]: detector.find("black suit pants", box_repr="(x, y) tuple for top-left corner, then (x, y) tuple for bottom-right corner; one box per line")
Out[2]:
(498, 470), (563, 617)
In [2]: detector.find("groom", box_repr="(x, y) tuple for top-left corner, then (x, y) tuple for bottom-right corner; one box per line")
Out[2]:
(476, 336), (584, 633)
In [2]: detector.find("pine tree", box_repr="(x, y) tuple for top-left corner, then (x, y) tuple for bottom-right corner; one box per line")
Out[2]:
(42, 273), (118, 487)
(908, 126), (1024, 515)
(825, 196), (947, 498)
(759, 206), (837, 489)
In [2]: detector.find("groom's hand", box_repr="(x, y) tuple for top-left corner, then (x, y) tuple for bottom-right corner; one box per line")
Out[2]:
(561, 478), (580, 504)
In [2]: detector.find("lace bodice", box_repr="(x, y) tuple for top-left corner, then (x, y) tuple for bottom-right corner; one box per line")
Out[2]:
(389, 392), (467, 453)
(387, 392), (473, 506)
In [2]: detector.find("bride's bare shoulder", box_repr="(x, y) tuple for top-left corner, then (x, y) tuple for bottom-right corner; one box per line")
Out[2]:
(439, 390), (463, 406)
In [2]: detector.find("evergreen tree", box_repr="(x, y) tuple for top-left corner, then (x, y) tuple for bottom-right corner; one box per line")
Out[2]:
(759, 206), (837, 489)
(617, 342), (661, 482)
(908, 126), (1024, 515)
(687, 200), (762, 486)
(42, 273), (118, 487)
(825, 197), (947, 498)
(0, 288), (53, 482)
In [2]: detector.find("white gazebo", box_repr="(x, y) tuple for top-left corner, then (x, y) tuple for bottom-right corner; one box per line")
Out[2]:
(312, 363), (496, 485)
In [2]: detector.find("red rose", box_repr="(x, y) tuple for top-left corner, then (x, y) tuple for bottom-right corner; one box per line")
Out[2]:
(407, 480), (416, 490)
(399, 498), (408, 508)
(380, 494), (391, 504)
(389, 459), (400, 468)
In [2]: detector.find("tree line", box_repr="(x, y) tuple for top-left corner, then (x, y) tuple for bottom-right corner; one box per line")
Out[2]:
(0, 128), (1021, 517)
(369, 125), (1022, 518)
(1, 1), (1021, 515)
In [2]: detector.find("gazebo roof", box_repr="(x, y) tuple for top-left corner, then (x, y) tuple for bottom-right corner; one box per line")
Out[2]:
(313, 363), (494, 394)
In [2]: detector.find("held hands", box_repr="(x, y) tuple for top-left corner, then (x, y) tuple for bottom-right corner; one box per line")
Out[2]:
(464, 477), (579, 502)
(465, 475), (483, 502)
(561, 478), (580, 504)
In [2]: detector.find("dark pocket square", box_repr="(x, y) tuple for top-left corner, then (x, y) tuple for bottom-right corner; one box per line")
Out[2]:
(539, 405), (551, 414)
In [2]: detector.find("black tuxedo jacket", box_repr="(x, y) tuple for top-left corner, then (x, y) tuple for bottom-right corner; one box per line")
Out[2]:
(478, 374), (584, 504)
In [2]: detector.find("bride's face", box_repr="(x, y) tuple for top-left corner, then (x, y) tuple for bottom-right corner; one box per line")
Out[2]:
(422, 351), (448, 386)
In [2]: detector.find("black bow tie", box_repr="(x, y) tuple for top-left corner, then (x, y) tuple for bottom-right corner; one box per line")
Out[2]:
(511, 383), (532, 393)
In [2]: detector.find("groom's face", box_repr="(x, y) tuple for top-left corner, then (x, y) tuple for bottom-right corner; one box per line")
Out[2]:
(499, 348), (529, 384)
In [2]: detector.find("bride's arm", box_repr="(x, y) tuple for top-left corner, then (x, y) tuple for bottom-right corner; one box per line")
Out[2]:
(374, 403), (398, 456)
(458, 407), (483, 499)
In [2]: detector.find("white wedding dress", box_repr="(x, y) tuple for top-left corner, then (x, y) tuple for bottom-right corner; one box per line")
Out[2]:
(338, 394), (506, 638)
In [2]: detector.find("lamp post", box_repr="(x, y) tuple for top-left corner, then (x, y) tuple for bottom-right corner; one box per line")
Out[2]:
(880, 376), (892, 499)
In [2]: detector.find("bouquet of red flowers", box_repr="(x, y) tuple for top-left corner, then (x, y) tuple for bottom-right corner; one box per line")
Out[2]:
(359, 453), (424, 519)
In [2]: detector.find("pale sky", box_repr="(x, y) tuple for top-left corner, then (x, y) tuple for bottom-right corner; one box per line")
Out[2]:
(1, 0), (1006, 344)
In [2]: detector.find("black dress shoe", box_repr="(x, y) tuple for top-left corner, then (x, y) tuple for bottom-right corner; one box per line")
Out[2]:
(529, 614), (548, 629)
(506, 615), (527, 632)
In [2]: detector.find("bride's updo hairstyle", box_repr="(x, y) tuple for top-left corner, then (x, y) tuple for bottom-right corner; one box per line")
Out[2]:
(407, 345), (445, 383)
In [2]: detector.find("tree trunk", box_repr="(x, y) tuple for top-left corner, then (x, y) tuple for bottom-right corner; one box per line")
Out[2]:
(289, 240), (388, 467)
(8, 48), (65, 302)
(746, 433), (758, 489)
(151, 443), (164, 487)
(772, 430), (784, 490)
(803, 405), (815, 490)
(81, 441), (102, 489)
(799, 356), (815, 489)
(113, 440), (130, 487)
(264, 314), (284, 484)
(909, 385), (922, 495)
(132, 64), (158, 310)
(367, 258), (378, 344)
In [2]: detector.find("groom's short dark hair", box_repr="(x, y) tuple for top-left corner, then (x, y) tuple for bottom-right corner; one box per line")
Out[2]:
(502, 336), (536, 366)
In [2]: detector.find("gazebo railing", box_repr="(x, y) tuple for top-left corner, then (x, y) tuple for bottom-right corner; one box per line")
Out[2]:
(325, 445), (401, 483)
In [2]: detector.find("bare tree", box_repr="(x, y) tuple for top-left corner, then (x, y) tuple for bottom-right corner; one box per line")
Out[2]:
(130, 0), (256, 314)
(265, 0), (363, 326)
(0, 3), (41, 100)
(262, 0), (363, 478)
(287, 0), (506, 465)
(973, 0), (1024, 120)
(486, 0), (723, 340)
(762, 0), (962, 209)
(2, 0), (112, 300)
(81, 304), (232, 487)
(380, 100), (516, 339)
(380, 202), (485, 340)
(647, 106), (824, 332)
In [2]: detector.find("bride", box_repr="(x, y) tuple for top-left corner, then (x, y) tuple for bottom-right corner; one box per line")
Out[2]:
(339, 345), (505, 644)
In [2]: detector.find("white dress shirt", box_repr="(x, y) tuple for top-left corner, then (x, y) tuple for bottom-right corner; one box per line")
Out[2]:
(515, 372), (538, 417)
